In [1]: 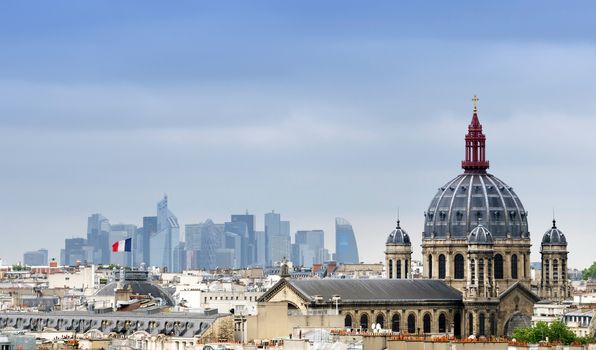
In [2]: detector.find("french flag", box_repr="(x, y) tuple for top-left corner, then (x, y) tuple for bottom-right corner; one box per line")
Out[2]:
(112, 238), (132, 252)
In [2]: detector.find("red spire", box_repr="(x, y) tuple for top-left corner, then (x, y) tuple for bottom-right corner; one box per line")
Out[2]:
(461, 95), (489, 173)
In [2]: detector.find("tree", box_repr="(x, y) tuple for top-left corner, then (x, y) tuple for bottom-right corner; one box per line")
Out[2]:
(512, 321), (582, 345)
(582, 262), (596, 280)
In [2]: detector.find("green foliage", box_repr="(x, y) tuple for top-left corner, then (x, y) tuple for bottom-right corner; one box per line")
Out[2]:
(512, 321), (584, 345)
(582, 261), (596, 280)
(11, 264), (28, 271)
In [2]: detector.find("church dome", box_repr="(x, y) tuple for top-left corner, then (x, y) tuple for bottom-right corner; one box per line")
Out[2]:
(468, 224), (494, 244)
(542, 220), (566, 245)
(423, 102), (529, 240)
(386, 220), (411, 245)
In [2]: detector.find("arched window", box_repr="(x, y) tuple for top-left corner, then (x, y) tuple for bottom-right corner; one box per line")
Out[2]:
(454, 312), (461, 339)
(405, 259), (409, 278)
(439, 313), (447, 333)
(388, 259), (393, 279)
(479, 313), (485, 336)
(376, 314), (385, 329)
(494, 254), (503, 279)
(396, 260), (402, 279)
(423, 314), (431, 333)
(478, 258), (485, 286)
(468, 313), (474, 337)
(511, 254), (518, 279)
(360, 314), (369, 330)
(490, 313), (496, 336)
(391, 314), (400, 332)
(407, 314), (416, 334)
(428, 255), (433, 278)
(344, 314), (352, 328)
(471, 259), (476, 282)
(439, 254), (446, 279)
(454, 254), (464, 279)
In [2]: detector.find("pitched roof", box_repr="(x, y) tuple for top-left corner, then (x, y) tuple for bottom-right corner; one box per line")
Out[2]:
(285, 279), (462, 303)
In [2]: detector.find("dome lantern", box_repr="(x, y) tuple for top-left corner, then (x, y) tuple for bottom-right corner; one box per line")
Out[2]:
(461, 95), (490, 173)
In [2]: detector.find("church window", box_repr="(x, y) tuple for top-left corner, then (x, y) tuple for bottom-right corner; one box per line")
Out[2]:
(388, 259), (393, 279)
(439, 254), (446, 279)
(438, 313), (447, 333)
(454, 254), (464, 279)
(553, 259), (559, 283)
(478, 259), (485, 287)
(360, 314), (369, 330)
(428, 255), (433, 278)
(479, 313), (485, 336)
(376, 314), (385, 329)
(468, 313), (474, 337)
(490, 313), (496, 336)
(405, 259), (409, 278)
(562, 259), (566, 280)
(545, 259), (550, 284)
(407, 314), (416, 334)
(494, 254), (503, 279)
(344, 314), (352, 328)
(423, 314), (431, 333)
(471, 259), (476, 282)
(488, 257), (492, 280)
(396, 260), (402, 279)
(511, 254), (518, 279)
(391, 314), (400, 332)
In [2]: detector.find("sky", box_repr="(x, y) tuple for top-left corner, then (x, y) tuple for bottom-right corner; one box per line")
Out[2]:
(0, 1), (595, 268)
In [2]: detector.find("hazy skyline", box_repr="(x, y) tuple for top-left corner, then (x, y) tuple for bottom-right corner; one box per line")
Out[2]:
(1, 1), (595, 268)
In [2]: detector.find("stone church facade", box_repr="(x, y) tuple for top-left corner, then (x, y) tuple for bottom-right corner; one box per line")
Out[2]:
(258, 98), (569, 339)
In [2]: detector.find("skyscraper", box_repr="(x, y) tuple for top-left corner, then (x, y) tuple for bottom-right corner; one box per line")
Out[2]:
(149, 195), (180, 272)
(265, 211), (291, 265)
(198, 219), (223, 269)
(87, 213), (110, 264)
(255, 230), (267, 266)
(293, 230), (325, 267)
(23, 249), (48, 266)
(63, 238), (88, 266)
(224, 219), (249, 267)
(335, 217), (359, 264)
(230, 213), (256, 266)
(136, 216), (157, 266)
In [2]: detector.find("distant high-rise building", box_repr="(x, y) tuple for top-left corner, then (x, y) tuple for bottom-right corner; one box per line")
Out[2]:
(23, 249), (48, 266)
(224, 220), (249, 266)
(255, 230), (267, 266)
(224, 231), (242, 268)
(149, 195), (180, 272)
(265, 211), (291, 265)
(293, 230), (325, 267)
(136, 216), (157, 266)
(198, 219), (223, 270)
(184, 223), (202, 269)
(87, 213), (110, 264)
(335, 217), (360, 264)
(265, 211), (292, 265)
(63, 238), (88, 266)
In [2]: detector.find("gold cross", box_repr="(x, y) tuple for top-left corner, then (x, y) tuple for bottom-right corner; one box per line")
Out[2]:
(472, 95), (479, 111)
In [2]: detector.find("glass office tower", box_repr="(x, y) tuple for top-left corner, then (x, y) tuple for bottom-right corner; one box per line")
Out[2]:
(335, 217), (359, 264)
(149, 195), (180, 272)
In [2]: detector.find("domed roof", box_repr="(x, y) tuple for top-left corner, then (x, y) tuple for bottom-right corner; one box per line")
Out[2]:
(386, 220), (411, 245)
(424, 173), (529, 239)
(542, 220), (566, 245)
(423, 104), (529, 240)
(95, 281), (175, 306)
(468, 224), (494, 244)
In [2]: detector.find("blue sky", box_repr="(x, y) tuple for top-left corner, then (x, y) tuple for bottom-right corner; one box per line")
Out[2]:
(1, 1), (595, 267)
